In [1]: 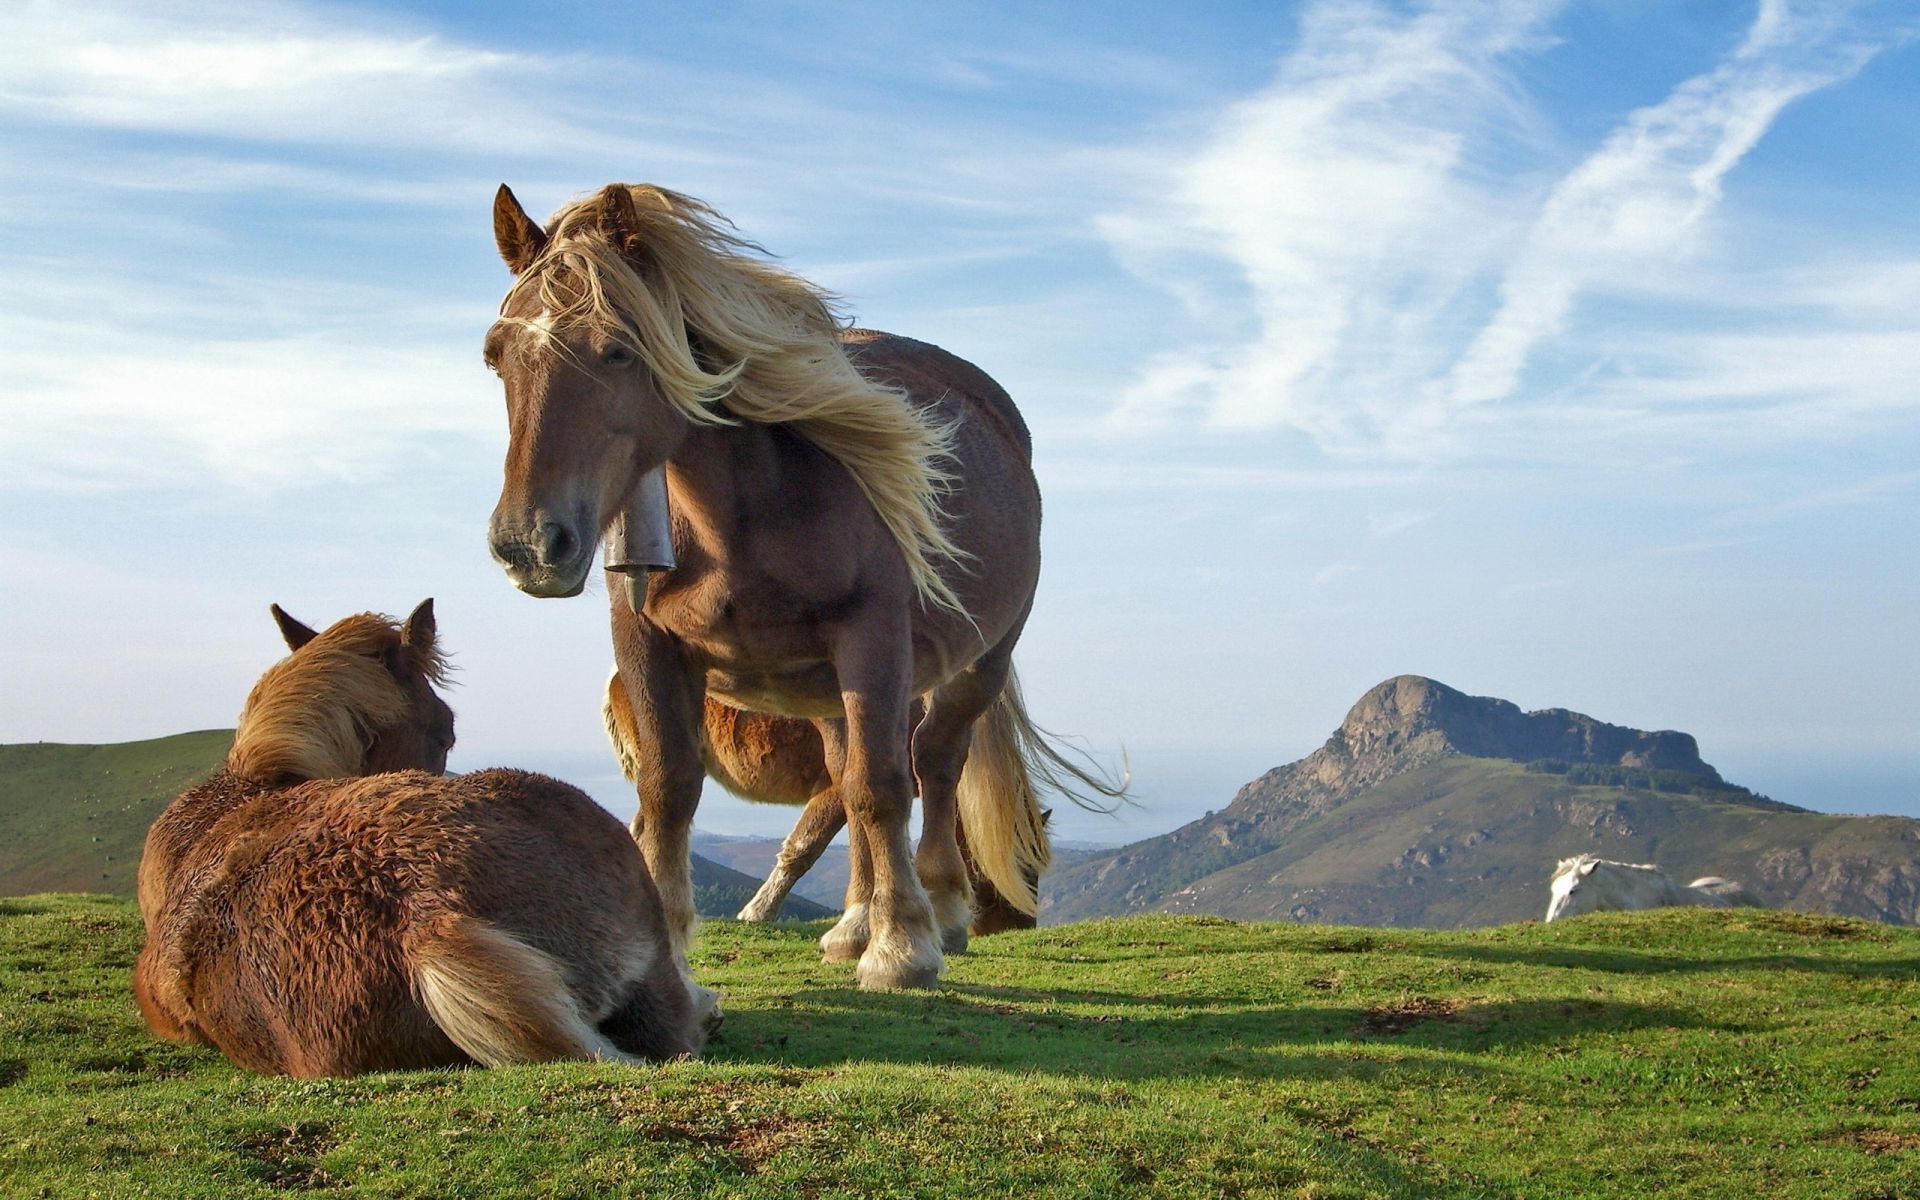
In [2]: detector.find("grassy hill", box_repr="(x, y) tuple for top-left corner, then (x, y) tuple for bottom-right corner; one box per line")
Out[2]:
(0, 731), (230, 897)
(3, 895), (1917, 1197)
(0, 735), (830, 921)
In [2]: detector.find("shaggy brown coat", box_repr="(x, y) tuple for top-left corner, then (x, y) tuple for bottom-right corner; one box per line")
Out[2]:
(134, 603), (702, 1076)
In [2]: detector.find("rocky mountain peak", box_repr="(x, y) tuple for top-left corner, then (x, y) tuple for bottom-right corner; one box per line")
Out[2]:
(1330, 675), (1718, 779)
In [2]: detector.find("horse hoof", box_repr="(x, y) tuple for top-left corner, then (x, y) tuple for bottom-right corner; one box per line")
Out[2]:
(856, 955), (943, 991)
(854, 938), (945, 990)
(941, 926), (970, 955)
(819, 904), (869, 962)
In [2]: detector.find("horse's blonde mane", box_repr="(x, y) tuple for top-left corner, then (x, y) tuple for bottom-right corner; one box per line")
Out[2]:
(228, 614), (450, 784)
(501, 184), (968, 616)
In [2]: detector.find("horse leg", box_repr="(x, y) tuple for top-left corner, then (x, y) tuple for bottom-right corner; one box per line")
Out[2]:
(831, 624), (941, 989)
(816, 719), (873, 962)
(912, 646), (1016, 955)
(738, 786), (845, 922)
(611, 611), (710, 999)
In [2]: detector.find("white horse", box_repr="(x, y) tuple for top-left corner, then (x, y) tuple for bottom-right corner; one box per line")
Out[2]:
(1545, 854), (1759, 922)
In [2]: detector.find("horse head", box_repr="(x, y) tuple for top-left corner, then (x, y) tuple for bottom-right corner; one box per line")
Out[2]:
(1544, 854), (1603, 922)
(230, 599), (455, 783)
(483, 184), (707, 599)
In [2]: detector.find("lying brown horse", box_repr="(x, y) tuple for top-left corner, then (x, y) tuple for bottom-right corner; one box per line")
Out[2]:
(486, 182), (1120, 989)
(134, 601), (706, 1076)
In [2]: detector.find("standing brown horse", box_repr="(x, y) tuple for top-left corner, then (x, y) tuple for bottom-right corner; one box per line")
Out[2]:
(486, 183), (1119, 989)
(603, 671), (1048, 932)
(134, 601), (706, 1076)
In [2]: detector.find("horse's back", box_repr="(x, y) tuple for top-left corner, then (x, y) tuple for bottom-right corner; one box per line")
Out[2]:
(140, 769), (671, 1075)
(841, 328), (1033, 462)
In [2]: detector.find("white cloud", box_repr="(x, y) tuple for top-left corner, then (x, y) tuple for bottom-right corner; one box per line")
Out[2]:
(0, 326), (497, 493)
(1100, 0), (1914, 465)
(1312, 560), (1360, 589)
(1100, 0), (1562, 448)
(1443, 0), (1890, 411)
(0, 0), (578, 153)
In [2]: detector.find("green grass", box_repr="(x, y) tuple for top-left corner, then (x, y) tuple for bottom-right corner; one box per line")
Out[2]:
(4, 897), (1917, 1198)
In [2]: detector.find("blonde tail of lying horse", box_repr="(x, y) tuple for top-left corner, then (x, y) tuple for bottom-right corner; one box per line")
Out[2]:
(959, 666), (1128, 917)
(411, 913), (635, 1066)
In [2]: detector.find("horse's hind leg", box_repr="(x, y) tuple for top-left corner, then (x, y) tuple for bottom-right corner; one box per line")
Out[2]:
(828, 620), (942, 990)
(739, 787), (845, 922)
(913, 641), (1018, 955)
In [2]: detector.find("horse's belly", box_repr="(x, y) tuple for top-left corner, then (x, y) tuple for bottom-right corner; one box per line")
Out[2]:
(705, 665), (845, 718)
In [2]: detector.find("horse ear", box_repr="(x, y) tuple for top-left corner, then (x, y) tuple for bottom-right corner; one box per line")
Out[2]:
(401, 598), (437, 651)
(597, 184), (644, 253)
(1577, 859), (1597, 877)
(269, 604), (319, 652)
(494, 185), (548, 274)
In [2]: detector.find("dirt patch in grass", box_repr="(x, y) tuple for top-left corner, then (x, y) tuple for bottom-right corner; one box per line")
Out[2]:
(235, 1121), (344, 1191)
(1747, 912), (1885, 942)
(722, 1115), (819, 1173)
(1828, 1129), (1920, 1155)
(1355, 997), (1461, 1037)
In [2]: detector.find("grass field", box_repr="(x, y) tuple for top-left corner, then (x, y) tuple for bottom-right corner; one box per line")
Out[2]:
(3, 898), (1917, 1198)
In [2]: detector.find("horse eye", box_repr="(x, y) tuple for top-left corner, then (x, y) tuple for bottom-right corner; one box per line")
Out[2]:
(601, 345), (635, 368)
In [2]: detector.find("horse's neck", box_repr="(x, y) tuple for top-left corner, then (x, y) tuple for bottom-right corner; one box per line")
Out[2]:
(664, 423), (788, 552)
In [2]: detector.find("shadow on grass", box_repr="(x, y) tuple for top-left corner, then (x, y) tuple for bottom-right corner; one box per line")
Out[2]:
(1405, 942), (1920, 980)
(708, 983), (1714, 1083)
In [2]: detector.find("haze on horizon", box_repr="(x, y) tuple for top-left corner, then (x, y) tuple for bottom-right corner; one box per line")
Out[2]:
(1, 0), (1915, 844)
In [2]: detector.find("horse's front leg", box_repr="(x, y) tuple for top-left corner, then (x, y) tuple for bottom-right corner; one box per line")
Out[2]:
(611, 606), (710, 1000)
(830, 624), (942, 989)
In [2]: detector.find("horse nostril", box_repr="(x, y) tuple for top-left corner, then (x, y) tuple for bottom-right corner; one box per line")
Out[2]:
(537, 520), (577, 566)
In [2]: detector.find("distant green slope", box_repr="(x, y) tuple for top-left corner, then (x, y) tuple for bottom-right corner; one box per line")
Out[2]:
(0, 735), (829, 919)
(0, 730), (231, 897)
(5, 896), (1918, 1198)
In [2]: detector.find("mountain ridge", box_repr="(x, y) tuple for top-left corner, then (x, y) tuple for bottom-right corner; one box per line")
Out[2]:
(1042, 676), (1913, 927)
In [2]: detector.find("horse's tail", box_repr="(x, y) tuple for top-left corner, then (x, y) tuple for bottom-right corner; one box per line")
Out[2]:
(411, 913), (632, 1066)
(1687, 877), (1760, 908)
(956, 665), (1128, 916)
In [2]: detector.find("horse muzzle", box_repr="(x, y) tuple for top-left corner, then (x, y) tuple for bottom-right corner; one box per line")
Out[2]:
(489, 510), (594, 598)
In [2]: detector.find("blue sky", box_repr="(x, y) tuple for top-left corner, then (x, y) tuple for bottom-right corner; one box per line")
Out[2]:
(1, 0), (1915, 841)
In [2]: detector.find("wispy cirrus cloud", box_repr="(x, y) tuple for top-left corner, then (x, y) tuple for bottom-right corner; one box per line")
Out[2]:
(1101, 0), (1562, 446)
(1442, 0), (1893, 412)
(1101, 0), (1917, 464)
(0, 0), (576, 153)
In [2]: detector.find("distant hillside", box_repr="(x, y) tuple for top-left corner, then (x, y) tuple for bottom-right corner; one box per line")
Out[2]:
(1044, 676), (1920, 927)
(0, 734), (827, 919)
(693, 831), (1114, 912)
(0, 731), (230, 896)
